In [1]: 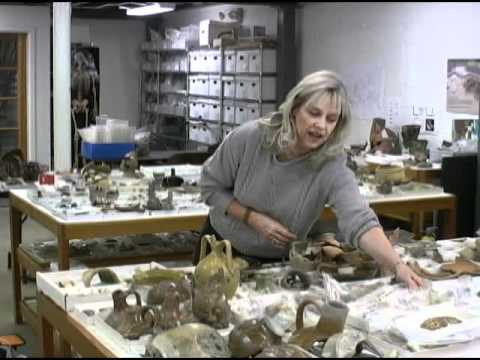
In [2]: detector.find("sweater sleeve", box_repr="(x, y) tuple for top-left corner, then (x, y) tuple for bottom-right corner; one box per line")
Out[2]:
(199, 125), (247, 215)
(326, 158), (380, 248)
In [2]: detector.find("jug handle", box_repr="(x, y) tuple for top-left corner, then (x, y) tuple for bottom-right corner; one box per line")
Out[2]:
(199, 234), (216, 261)
(295, 299), (321, 331)
(222, 239), (234, 270)
(125, 290), (142, 307)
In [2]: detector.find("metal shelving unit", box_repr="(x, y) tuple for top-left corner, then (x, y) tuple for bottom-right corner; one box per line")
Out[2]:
(140, 40), (278, 153)
(140, 44), (189, 152)
(186, 41), (278, 145)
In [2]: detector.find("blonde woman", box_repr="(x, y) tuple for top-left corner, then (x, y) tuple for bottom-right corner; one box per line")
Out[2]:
(198, 70), (424, 289)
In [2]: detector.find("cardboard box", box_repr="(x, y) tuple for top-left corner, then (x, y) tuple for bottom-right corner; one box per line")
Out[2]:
(199, 20), (237, 47)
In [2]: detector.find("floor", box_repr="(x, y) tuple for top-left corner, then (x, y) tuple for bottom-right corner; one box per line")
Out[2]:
(0, 201), (51, 357)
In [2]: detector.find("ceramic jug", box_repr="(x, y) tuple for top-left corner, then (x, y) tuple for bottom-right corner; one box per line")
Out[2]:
(193, 234), (240, 299)
(229, 318), (283, 357)
(289, 300), (349, 350)
(105, 289), (160, 340)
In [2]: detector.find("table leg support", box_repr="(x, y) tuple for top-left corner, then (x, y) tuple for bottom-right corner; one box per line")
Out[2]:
(443, 207), (457, 239)
(57, 234), (72, 357)
(10, 205), (23, 324)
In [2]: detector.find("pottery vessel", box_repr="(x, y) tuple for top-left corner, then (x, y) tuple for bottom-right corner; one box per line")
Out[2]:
(289, 241), (320, 272)
(105, 289), (160, 339)
(376, 180), (393, 194)
(154, 282), (183, 331)
(132, 267), (187, 285)
(289, 300), (349, 350)
(280, 270), (311, 290)
(82, 268), (121, 287)
(146, 278), (191, 305)
(145, 323), (230, 358)
(194, 234), (240, 299)
(401, 124), (421, 150)
(23, 161), (41, 182)
(229, 318), (283, 357)
(255, 344), (316, 358)
(192, 268), (231, 329)
(375, 165), (406, 184)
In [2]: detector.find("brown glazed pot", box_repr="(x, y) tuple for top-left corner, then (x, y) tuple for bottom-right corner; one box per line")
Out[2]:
(289, 300), (349, 350)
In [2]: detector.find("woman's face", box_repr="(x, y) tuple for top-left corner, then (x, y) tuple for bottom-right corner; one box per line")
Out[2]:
(292, 94), (340, 155)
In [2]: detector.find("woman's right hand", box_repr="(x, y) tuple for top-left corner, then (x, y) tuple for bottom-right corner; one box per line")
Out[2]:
(248, 210), (297, 249)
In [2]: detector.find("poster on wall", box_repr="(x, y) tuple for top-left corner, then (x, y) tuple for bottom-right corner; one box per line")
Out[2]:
(447, 59), (480, 115)
(452, 118), (478, 141)
(342, 64), (385, 121)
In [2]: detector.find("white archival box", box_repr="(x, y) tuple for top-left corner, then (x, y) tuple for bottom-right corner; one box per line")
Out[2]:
(208, 75), (221, 97)
(223, 50), (236, 73)
(222, 75), (236, 98)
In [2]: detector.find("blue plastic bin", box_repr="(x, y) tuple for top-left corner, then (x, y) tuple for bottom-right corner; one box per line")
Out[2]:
(81, 142), (135, 161)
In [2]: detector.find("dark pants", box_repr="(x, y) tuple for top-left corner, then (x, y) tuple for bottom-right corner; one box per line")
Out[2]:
(192, 214), (281, 267)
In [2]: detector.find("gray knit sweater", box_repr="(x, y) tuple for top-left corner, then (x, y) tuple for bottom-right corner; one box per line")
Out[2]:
(200, 120), (380, 258)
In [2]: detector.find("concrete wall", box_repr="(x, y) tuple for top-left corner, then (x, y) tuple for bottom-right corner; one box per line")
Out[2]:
(0, 5), (50, 165)
(71, 19), (145, 126)
(298, 2), (480, 149)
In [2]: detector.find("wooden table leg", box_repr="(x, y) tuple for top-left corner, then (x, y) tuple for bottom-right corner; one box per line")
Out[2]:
(57, 234), (70, 271)
(9, 204), (23, 324)
(40, 308), (55, 357)
(443, 204), (457, 239)
(57, 233), (72, 357)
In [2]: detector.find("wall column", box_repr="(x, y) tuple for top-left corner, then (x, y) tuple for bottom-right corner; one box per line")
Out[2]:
(52, 2), (71, 170)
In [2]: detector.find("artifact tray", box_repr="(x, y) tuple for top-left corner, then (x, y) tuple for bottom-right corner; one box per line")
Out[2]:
(37, 262), (164, 311)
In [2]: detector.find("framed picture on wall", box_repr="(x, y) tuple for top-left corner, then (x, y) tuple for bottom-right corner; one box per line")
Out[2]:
(452, 118), (478, 141)
(447, 59), (480, 115)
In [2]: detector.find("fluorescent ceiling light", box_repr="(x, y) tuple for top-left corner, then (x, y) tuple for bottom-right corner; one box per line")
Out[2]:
(120, 3), (175, 16)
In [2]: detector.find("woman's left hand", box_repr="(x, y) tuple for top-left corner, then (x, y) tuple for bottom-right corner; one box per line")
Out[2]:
(395, 262), (425, 290)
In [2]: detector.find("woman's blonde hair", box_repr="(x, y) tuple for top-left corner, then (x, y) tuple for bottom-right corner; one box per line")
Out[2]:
(259, 70), (351, 169)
